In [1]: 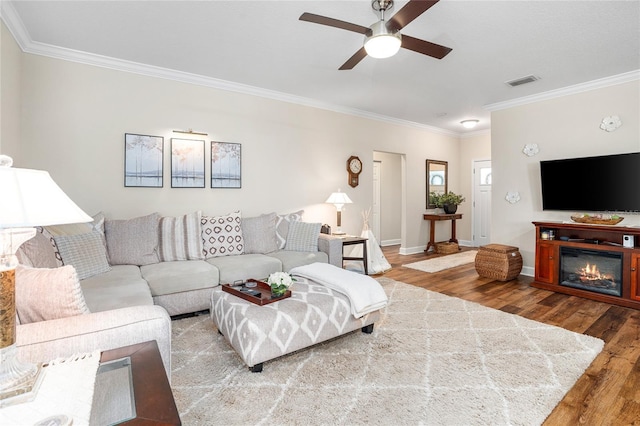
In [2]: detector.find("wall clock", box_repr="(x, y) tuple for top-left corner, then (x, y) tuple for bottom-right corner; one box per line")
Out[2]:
(347, 156), (362, 188)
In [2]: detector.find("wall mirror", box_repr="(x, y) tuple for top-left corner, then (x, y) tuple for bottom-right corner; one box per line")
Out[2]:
(426, 159), (448, 209)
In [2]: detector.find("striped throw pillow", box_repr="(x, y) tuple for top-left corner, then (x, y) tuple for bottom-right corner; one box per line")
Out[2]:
(159, 211), (204, 261)
(285, 221), (321, 252)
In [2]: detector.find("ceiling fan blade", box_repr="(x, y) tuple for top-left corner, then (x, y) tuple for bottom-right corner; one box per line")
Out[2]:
(339, 47), (368, 70)
(401, 35), (452, 59)
(299, 12), (369, 35)
(387, 0), (440, 32)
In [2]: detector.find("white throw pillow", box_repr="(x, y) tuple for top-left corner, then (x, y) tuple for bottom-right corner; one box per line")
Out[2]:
(201, 212), (245, 258)
(16, 264), (91, 324)
(285, 221), (321, 252)
(159, 211), (204, 261)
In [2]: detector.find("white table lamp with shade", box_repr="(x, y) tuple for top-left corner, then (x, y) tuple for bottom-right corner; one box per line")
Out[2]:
(0, 155), (92, 406)
(325, 190), (353, 235)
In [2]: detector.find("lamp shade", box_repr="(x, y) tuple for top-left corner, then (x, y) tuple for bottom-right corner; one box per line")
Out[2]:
(0, 162), (92, 228)
(364, 21), (402, 59)
(325, 192), (353, 206)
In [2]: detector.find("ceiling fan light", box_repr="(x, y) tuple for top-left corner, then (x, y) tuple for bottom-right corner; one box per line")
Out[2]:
(461, 119), (479, 129)
(364, 21), (401, 59)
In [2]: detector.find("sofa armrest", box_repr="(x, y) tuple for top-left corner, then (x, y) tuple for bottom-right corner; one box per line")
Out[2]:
(318, 234), (343, 268)
(16, 305), (172, 379)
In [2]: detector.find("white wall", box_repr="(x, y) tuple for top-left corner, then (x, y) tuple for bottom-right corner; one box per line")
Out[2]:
(0, 22), (21, 157)
(9, 48), (463, 252)
(458, 131), (491, 245)
(373, 151), (402, 245)
(491, 80), (640, 272)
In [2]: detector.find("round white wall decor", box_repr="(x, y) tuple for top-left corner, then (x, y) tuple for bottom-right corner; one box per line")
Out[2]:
(505, 191), (521, 204)
(600, 115), (622, 132)
(522, 143), (539, 157)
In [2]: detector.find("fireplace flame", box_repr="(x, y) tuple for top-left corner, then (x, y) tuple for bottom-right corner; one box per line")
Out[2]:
(579, 263), (612, 282)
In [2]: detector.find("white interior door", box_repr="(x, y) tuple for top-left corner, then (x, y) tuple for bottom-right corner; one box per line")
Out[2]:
(372, 161), (381, 242)
(473, 160), (492, 247)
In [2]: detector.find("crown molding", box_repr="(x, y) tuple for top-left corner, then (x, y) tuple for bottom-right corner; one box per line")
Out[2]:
(484, 70), (640, 112)
(0, 2), (459, 138)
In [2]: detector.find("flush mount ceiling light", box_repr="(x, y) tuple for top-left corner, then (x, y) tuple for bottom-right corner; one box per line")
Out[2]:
(461, 120), (479, 129)
(364, 20), (402, 59)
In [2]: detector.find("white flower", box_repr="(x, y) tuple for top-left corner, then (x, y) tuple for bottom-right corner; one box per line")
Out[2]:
(600, 115), (622, 132)
(267, 272), (294, 288)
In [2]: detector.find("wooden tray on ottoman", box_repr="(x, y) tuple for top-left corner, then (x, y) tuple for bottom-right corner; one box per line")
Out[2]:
(221, 279), (291, 306)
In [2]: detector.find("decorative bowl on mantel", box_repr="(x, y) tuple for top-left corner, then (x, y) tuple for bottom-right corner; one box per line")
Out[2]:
(570, 213), (624, 225)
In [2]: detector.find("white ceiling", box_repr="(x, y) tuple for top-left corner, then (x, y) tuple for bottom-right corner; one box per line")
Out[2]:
(3, 0), (640, 134)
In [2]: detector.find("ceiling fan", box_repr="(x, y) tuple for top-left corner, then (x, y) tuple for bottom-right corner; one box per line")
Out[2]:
(299, 0), (452, 70)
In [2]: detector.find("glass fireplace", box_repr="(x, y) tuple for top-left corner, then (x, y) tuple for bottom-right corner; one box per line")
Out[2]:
(559, 247), (623, 297)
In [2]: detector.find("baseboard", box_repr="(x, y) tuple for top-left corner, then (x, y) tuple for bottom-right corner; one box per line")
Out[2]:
(399, 246), (426, 255)
(521, 266), (534, 277)
(381, 239), (401, 247)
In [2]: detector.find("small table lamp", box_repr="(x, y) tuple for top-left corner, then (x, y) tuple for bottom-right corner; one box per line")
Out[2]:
(325, 190), (353, 235)
(0, 155), (92, 405)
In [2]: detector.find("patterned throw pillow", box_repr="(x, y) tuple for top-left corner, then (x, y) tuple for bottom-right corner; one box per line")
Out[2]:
(201, 212), (244, 258)
(275, 210), (304, 250)
(53, 230), (111, 280)
(159, 211), (204, 261)
(16, 264), (91, 324)
(242, 212), (278, 254)
(285, 221), (321, 252)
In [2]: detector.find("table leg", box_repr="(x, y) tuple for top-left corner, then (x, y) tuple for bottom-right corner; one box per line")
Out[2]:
(425, 219), (436, 252)
(362, 240), (368, 275)
(450, 219), (459, 244)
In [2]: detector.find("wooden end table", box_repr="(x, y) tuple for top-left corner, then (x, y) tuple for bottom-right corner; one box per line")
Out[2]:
(340, 236), (369, 275)
(92, 340), (181, 425)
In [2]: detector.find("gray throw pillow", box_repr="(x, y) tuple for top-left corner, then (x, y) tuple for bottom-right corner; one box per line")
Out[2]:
(285, 221), (321, 252)
(54, 230), (111, 280)
(275, 210), (304, 249)
(105, 213), (160, 266)
(242, 212), (278, 254)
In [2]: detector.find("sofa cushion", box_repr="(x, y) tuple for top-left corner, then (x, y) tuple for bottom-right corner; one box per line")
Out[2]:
(105, 213), (160, 266)
(140, 260), (219, 296)
(267, 250), (329, 272)
(206, 254), (282, 284)
(159, 211), (204, 261)
(201, 211), (244, 258)
(242, 212), (278, 254)
(16, 228), (59, 268)
(285, 221), (321, 252)
(16, 265), (90, 324)
(275, 210), (304, 249)
(53, 230), (111, 280)
(80, 265), (153, 312)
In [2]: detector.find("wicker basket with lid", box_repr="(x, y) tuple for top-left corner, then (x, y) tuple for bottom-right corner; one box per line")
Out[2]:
(475, 244), (522, 281)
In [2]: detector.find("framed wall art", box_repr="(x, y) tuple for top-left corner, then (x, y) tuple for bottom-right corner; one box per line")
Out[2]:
(171, 138), (205, 188)
(211, 142), (241, 188)
(124, 133), (164, 187)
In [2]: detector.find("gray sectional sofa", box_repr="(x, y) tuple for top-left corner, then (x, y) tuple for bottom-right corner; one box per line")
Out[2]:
(15, 210), (342, 375)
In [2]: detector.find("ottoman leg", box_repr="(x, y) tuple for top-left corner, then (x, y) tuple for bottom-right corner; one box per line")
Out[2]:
(362, 324), (374, 334)
(250, 363), (263, 373)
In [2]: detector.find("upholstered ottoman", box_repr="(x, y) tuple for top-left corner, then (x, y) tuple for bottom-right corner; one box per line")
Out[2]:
(210, 276), (382, 372)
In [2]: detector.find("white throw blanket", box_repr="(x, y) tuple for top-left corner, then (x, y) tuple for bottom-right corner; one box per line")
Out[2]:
(290, 263), (388, 318)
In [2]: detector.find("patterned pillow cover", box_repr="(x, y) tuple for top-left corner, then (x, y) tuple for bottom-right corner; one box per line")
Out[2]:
(275, 210), (304, 250)
(285, 221), (321, 252)
(159, 211), (204, 261)
(16, 264), (91, 324)
(201, 211), (244, 258)
(53, 230), (111, 280)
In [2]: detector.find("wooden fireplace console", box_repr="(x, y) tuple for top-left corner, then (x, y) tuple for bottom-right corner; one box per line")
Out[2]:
(532, 221), (640, 310)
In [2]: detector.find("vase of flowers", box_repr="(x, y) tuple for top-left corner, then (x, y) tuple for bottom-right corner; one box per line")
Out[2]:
(267, 271), (294, 298)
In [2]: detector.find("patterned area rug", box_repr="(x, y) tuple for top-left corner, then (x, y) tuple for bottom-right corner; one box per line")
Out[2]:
(171, 278), (603, 425)
(403, 250), (478, 273)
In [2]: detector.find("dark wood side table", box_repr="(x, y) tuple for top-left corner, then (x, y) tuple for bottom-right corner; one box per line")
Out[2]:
(423, 213), (463, 253)
(92, 340), (181, 425)
(340, 236), (369, 275)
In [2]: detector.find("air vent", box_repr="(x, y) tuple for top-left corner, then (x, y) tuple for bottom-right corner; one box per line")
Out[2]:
(505, 75), (540, 87)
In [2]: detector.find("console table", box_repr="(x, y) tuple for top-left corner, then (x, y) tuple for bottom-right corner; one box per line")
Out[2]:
(423, 213), (462, 253)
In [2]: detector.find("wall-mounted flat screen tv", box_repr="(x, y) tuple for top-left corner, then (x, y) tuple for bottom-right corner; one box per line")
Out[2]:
(540, 152), (640, 212)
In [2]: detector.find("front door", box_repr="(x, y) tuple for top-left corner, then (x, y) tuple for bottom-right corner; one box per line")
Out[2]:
(473, 160), (491, 247)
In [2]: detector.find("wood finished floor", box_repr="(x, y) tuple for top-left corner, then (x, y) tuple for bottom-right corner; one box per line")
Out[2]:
(379, 245), (640, 425)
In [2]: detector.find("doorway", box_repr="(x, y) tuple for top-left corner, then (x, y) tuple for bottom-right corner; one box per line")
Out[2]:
(473, 159), (491, 247)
